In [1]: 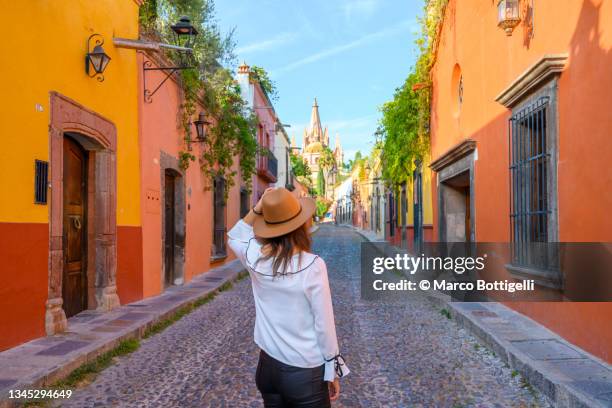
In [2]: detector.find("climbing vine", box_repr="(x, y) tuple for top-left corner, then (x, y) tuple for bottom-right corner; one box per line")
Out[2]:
(178, 150), (196, 171)
(249, 65), (278, 101)
(139, 0), (258, 196)
(377, 0), (448, 186)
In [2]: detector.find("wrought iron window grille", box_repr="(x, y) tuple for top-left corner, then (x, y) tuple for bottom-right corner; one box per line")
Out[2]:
(34, 160), (49, 204)
(508, 95), (558, 271)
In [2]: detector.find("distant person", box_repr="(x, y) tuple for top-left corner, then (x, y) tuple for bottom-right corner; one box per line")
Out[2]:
(228, 187), (349, 407)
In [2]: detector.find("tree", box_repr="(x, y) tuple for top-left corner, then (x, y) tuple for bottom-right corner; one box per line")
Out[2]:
(139, 0), (259, 197)
(375, 0), (449, 186)
(378, 72), (422, 185)
(315, 197), (332, 218)
(290, 152), (311, 178)
(318, 147), (335, 170)
(249, 65), (278, 101)
(317, 167), (325, 196)
(347, 151), (364, 170)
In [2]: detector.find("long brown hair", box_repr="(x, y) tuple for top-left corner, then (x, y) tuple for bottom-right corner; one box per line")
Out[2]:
(256, 222), (312, 277)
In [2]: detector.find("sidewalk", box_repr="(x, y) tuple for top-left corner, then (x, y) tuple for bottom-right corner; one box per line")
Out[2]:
(353, 226), (612, 408)
(0, 260), (245, 408)
(341, 223), (385, 242)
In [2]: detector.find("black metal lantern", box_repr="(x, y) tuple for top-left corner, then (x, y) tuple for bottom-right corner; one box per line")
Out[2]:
(143, 16), (199, 103)
(193, 112), (210, 141)
(497, 0), (521, 36)
(171, 16), (199, 48)
(86, 34), (111, 81)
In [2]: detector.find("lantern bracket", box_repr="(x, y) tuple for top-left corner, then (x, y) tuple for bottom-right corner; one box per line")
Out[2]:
(143, 59), (196, 103)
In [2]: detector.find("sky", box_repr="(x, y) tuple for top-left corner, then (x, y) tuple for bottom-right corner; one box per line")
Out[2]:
(214, 0), (424, 163)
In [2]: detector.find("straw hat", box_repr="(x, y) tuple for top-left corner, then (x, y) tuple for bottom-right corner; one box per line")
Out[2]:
(253, 188), (316, 238)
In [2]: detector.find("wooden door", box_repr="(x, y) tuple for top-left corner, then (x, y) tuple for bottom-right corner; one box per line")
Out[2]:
(164, 172), (175, 287)
(465, 187), (471, 243)
(212, 177), (226, 257)
(62, 137), (87, 317)
(413, 170), (423, 252)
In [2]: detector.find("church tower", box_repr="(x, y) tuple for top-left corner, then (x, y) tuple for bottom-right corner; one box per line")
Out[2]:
(307, 98), (323, 144)
(300, 98), (342, 199)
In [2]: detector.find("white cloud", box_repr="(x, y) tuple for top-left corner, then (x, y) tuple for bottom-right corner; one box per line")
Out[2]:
(289, 114), (377, 135)
(342, 0), (380, 20)
(272, 19), (414, 75)
(235, 32), (297, 55)
(326, 114), (378, 131)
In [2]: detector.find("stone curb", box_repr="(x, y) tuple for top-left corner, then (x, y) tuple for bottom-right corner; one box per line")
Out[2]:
(426, 292), (610, 408)
(352, 226), (612, 408)
(0, 260), (246, 408)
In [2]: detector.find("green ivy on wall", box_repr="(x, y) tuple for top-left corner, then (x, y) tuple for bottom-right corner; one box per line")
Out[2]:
(377, 0), (448, 186)
(139, 0), (259, 198)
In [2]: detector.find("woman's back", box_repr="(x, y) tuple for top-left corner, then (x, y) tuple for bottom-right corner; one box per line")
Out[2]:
(226, 187), (348, 406)
(228, 221), (347, 380)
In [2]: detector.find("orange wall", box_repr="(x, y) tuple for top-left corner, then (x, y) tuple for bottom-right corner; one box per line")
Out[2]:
(137, 53), (239, 299)
(430, 0), (612, 362)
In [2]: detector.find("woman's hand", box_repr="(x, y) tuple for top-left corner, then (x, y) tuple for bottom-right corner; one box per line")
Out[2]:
(254, 187), (275, 214)
(244, 188), (275, 226)
(328, 378), (340, 401)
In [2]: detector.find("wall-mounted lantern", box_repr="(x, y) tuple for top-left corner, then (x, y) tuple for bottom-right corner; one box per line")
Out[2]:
(498, 0), (521, 36)
(193, 112), (211, 142)
(171, 16), (199, 48)
(86, 34), (111, 81)
(143, 16), (198, 102)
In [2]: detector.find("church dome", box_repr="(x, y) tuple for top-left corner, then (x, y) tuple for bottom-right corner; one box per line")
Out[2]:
(304, 141), (324, 153)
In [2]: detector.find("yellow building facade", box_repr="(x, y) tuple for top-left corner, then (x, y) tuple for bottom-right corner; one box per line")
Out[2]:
(0, 0), (142, 351)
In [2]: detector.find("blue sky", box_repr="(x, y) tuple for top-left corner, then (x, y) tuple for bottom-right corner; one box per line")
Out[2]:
(215, 0), (423, 162)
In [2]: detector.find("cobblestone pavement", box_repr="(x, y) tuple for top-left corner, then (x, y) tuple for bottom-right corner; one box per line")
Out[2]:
(58, 225), (550, 408)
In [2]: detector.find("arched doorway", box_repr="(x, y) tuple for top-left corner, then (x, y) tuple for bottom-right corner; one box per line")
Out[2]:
(164, 170), (177, 287)
(160, 152), (186, 288)
(47, 92), (119, 335)
(163, 168), (185, 287)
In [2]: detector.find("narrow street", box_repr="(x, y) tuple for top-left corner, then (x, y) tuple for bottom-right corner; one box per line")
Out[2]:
(60, 225), (549, 408)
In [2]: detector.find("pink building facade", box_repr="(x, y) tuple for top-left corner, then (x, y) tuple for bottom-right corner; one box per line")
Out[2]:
(132, 50), (243, 302)
(236, 63), (278, 204)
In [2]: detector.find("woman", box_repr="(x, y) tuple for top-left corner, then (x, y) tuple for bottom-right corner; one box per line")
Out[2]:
(228, 187), (349, 407)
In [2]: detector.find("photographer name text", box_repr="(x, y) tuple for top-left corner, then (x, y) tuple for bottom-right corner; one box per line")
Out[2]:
(372, 279), (535, 293)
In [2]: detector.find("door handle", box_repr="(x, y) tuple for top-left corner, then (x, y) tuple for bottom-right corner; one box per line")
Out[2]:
(71, 216), (82, 230)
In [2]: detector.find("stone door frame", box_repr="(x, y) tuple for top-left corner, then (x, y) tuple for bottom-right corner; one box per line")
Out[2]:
(46, 92), (120, 335)
(431, 139), (477, 243)
(159, 151), (185, 287)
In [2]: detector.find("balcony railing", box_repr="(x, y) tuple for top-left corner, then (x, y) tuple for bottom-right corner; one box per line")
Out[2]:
(257, 149), (278, 182)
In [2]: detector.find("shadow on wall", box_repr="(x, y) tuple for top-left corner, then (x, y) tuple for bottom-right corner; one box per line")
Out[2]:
(511, 0), (612, 364)
(561, 0), (612, 240)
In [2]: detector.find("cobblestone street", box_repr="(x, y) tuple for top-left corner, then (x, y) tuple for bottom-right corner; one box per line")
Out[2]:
(59, 225), (550, 407)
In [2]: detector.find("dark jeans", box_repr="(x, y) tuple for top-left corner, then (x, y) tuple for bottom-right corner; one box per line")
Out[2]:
(255, 350), (331, 408)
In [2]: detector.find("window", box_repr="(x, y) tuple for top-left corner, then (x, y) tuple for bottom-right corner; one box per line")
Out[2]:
(34, 160), (49, 204)
(212, 176), (226, 258)
(239, 187), (250, 218)
(451, 64), (463, 118)
(388, 191), (395, 237)
(509, 96), (558, 271)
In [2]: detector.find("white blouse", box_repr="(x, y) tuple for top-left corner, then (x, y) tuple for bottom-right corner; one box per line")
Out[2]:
(227, 220), (349, 381)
